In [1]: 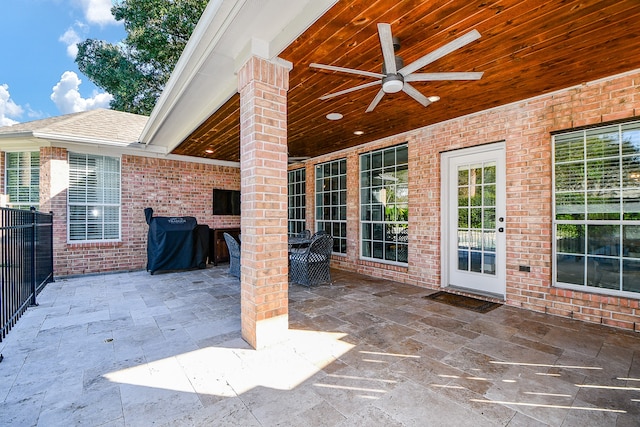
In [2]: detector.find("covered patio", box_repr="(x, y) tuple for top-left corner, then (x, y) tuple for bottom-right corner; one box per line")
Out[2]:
(136, 0), (640, 348)
(1, 266), (639, 426)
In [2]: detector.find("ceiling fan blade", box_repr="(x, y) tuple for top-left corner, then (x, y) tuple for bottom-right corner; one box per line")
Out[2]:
(377, 23), (397, 74)
(398, 29), (481, 76)
(310, 62), (384, 79)
(319, 81), (381, 100)
(365, 89), (385, 113)
(402, 83), (431, 107)
(404, 71), (484, 82)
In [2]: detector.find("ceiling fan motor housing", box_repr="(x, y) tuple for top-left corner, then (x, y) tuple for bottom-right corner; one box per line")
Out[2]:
(382, 74), (404, 93)
(382, 55), (405, 93)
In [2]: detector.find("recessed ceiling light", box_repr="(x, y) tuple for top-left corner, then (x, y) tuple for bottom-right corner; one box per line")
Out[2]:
(428, 96), (441, 102)
(205, 149), (214, 154)
(326, 112), (343, 120)
(354, 130), (364, 135)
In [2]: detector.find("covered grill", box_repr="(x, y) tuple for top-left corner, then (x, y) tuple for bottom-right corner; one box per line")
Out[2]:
(144, 208), (208, 274)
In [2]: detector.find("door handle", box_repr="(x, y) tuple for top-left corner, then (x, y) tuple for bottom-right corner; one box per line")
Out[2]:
(498, 217), (504, 233)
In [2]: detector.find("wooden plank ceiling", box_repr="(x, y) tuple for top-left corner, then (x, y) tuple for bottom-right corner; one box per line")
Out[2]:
(172, 0), (640, 162)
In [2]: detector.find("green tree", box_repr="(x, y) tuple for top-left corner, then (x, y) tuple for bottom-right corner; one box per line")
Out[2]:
(76, 0), (208, 115)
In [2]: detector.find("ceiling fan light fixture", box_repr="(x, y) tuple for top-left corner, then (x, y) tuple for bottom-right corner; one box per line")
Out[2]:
(310, 24), (483, 113)
(382, 74), (404, 93)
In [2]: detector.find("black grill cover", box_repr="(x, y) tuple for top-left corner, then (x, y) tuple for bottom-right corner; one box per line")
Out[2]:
(145, 208), (209, 274)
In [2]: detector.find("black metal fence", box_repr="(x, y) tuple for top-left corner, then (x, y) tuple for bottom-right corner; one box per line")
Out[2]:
(0, 207), (54, 343)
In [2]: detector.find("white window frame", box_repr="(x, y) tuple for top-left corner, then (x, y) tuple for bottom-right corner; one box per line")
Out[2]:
(315, 158), (347, 254)
(553, 120), (640, 297)
(359, 144), (409, 265)
(4, 151), (40, 210)
(288, 168), (306, 235)
(67, 152), (121, 242)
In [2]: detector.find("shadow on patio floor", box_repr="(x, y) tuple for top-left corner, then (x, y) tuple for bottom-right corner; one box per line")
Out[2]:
(1, 266), (639, 426)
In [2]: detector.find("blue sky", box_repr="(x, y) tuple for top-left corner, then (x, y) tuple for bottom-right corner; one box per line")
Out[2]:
(0, 0), (126, 126)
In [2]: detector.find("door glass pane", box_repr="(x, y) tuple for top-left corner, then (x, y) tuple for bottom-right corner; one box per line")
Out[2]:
(458, 229), (470, 250)
(483, 231), (496, 251)
(457, 162), (497, 276)
(483, 252), (496, 275)
(484, 208), (496, 229)
(470, 251), (482, 272)
(458, 250), (469, 271)
(484, 184), (496, 206)
(458, 208), (469, 228)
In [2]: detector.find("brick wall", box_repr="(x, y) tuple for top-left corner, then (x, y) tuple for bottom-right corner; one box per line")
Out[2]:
(306, 70), (640, 331)
(48, 152), (240, 276)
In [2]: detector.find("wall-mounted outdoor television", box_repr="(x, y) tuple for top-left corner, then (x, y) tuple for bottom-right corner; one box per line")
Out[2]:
(213, 189), (241, 215)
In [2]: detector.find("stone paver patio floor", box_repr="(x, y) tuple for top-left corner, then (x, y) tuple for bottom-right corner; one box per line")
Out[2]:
(1, 266), (639, 426)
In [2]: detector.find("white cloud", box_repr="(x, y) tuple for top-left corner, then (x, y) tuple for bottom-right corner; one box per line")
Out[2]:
(0, 84), (24, 127)
(77, 0), (117, 26)
(60, 27), (83, 59)
(50, 71), (113, 114)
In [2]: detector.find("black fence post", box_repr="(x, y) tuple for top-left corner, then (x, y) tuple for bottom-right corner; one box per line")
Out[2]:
(30, 206), (37, 307)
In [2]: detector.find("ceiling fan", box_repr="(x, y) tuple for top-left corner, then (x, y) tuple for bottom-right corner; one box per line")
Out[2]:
(310, 23), (484, 112)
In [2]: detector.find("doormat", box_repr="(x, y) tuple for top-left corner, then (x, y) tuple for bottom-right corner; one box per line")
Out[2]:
(422, 291), (502, 313)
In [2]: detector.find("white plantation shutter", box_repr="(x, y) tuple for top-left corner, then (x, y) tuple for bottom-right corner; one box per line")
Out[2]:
(68, 153), (121, 241)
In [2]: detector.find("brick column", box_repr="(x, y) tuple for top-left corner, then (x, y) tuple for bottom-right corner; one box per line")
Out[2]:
(238, 56), (291, 349)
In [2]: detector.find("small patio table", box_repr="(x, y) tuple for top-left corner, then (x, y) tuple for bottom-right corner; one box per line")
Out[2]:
(288, 236), (312, 253)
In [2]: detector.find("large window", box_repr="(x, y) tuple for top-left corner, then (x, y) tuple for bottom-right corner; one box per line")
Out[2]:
(316, 159), (347, 254)
(288, 168), (306, 235)
(360, 144), (408, 263)
(553, 121), (640, 295)
(68, 153), (121, 242)
(5, 151), (39, 210)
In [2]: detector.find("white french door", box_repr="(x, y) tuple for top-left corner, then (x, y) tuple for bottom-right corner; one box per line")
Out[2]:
(441, 143), (506, 298)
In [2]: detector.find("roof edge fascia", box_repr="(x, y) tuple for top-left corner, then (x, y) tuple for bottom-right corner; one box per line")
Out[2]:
(139, 0), (246, 146)
(139, 0), (338, 154)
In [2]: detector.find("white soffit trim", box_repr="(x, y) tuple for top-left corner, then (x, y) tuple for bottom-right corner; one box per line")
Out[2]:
(139, 0), (337, 152)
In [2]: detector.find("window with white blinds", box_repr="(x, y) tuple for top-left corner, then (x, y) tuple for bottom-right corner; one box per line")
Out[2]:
(5, 151), (39, 210)
(68, 153), (121, 241)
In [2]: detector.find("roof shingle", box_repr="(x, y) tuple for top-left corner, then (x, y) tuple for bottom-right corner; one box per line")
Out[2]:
(0, 109), (148, 144)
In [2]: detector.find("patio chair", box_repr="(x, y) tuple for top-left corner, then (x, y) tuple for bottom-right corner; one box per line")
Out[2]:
(223, 232), (241, 278)
(311, 229), (328, 238)
(289, 233), (333, 287)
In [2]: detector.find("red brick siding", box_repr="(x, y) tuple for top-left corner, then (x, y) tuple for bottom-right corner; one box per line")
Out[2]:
(308, 71), (640, 331)
(48, 153), (239, 276)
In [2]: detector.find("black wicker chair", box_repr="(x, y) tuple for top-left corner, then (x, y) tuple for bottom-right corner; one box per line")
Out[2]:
(289, 233), (333, 287)
(223, 232), (241, 278)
